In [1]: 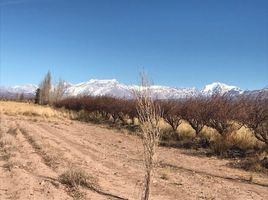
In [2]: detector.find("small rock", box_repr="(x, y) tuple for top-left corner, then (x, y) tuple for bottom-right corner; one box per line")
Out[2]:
(39, 181), (45, 186)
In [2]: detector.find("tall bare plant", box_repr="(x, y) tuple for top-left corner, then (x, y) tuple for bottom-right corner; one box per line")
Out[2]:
(135, 73), (162, 200)
(39, 71), (52, 105)
(51, 79), (67, 103)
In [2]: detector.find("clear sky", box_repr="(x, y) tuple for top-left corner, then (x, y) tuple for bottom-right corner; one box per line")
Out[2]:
(0, 0), (267, 90)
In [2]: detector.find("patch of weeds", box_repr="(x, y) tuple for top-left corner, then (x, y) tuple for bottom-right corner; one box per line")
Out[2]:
(230, 156), (268, 173)
(7, 127), (19, 137)
(67, 187), (86, 200)
(42, 152), (60, 169)
(3, 160), (20, 171)
(0, 135), (16, 148)
(59, 167), (98, 189)
(1, 151), (13, 161)
(160, 172), (169, 180)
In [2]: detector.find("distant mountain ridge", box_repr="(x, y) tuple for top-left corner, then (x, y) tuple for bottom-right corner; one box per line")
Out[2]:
(0, 79), (266, 99)
(0, 84), (38, 99)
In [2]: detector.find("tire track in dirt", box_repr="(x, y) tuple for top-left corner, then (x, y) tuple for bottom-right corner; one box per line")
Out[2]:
(0, 115), (72, 200)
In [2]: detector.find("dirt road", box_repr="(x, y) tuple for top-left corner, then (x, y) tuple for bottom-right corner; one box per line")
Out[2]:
(1, 114), (268, 200)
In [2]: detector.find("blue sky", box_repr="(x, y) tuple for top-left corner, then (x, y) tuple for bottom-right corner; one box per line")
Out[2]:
(0, 0), (267, 90)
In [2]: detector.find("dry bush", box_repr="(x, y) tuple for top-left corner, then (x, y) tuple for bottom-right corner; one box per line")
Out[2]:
(59, 167), (98, 189)
(3, 159), (21, 171)
(135, 73), (162, 200)
(7, 127), (20, 137)
(231, 156), (268, 173)
(0, 134), (16, 148)
(210, 130), (260, 158)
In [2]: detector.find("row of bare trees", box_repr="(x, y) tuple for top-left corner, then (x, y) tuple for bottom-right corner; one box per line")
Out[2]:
(54, 93), (268, 145)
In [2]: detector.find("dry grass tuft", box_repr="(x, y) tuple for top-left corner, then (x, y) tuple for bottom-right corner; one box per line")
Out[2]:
(3, 159), (21, 171)
(59, 167), (98, 189)
(0, 134), (16, 148)
(7, 127), (20, 137)
(159, 170), (170, 180)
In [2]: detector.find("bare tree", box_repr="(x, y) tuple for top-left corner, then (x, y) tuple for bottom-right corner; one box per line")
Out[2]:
(39, 71), (52, 105)
(238, 93), (268, 145)
(181, 97), (206, 136)
(205, 94), (237, 137)
(51, 79), (67, 103)
(161, 99), (183, 132)
(135, 73), (162, 200)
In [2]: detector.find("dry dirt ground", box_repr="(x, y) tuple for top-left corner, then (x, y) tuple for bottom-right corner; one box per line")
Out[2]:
(0, 113), (268, 200)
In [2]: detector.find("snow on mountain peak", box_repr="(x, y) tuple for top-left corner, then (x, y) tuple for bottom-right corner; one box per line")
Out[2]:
(202, 82), (242, 96)
(88, 79), (118, 84)
(65, 79), (132, 98)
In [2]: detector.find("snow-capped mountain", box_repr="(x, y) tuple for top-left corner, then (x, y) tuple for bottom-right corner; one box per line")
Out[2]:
(0, 79), (265, 99)
(64, 79), (200, 99)
(0, 84), (38, 98)
(201, 82), (243, 96)
(65, 79), (133, 98)
(132, 85), (200, 99)
(64, 80), (245, 98)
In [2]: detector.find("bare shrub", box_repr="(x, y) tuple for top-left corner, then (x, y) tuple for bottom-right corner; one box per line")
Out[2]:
(3, 160), (21, 171)
(51, 79), (68, 103)
(0, 134), (16, 148)
(7, 127), (20, 137)
(231, 156), (268, 173)
(135, 73), (162, 200)
(39, 71), (52, 105)
(59, 167), (97, 189)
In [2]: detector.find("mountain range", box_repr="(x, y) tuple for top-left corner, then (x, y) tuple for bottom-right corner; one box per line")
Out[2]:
(0, 79), (266, 99)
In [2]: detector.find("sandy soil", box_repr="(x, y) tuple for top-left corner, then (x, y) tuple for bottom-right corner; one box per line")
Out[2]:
(0, 114), (267, 200)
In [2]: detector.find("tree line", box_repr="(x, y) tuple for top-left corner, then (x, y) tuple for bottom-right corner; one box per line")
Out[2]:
(54, 93), (268, 145)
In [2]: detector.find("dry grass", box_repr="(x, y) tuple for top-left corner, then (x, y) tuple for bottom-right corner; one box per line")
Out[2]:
(159, 168), (171, 181)
(3, 159), (21, 171)
(7, 127), (20, 137)
(0, 134), (16, 148)
(59, 167), (98, 189)
(0, 125), (19, 172)
(0, 101), (73, 120)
